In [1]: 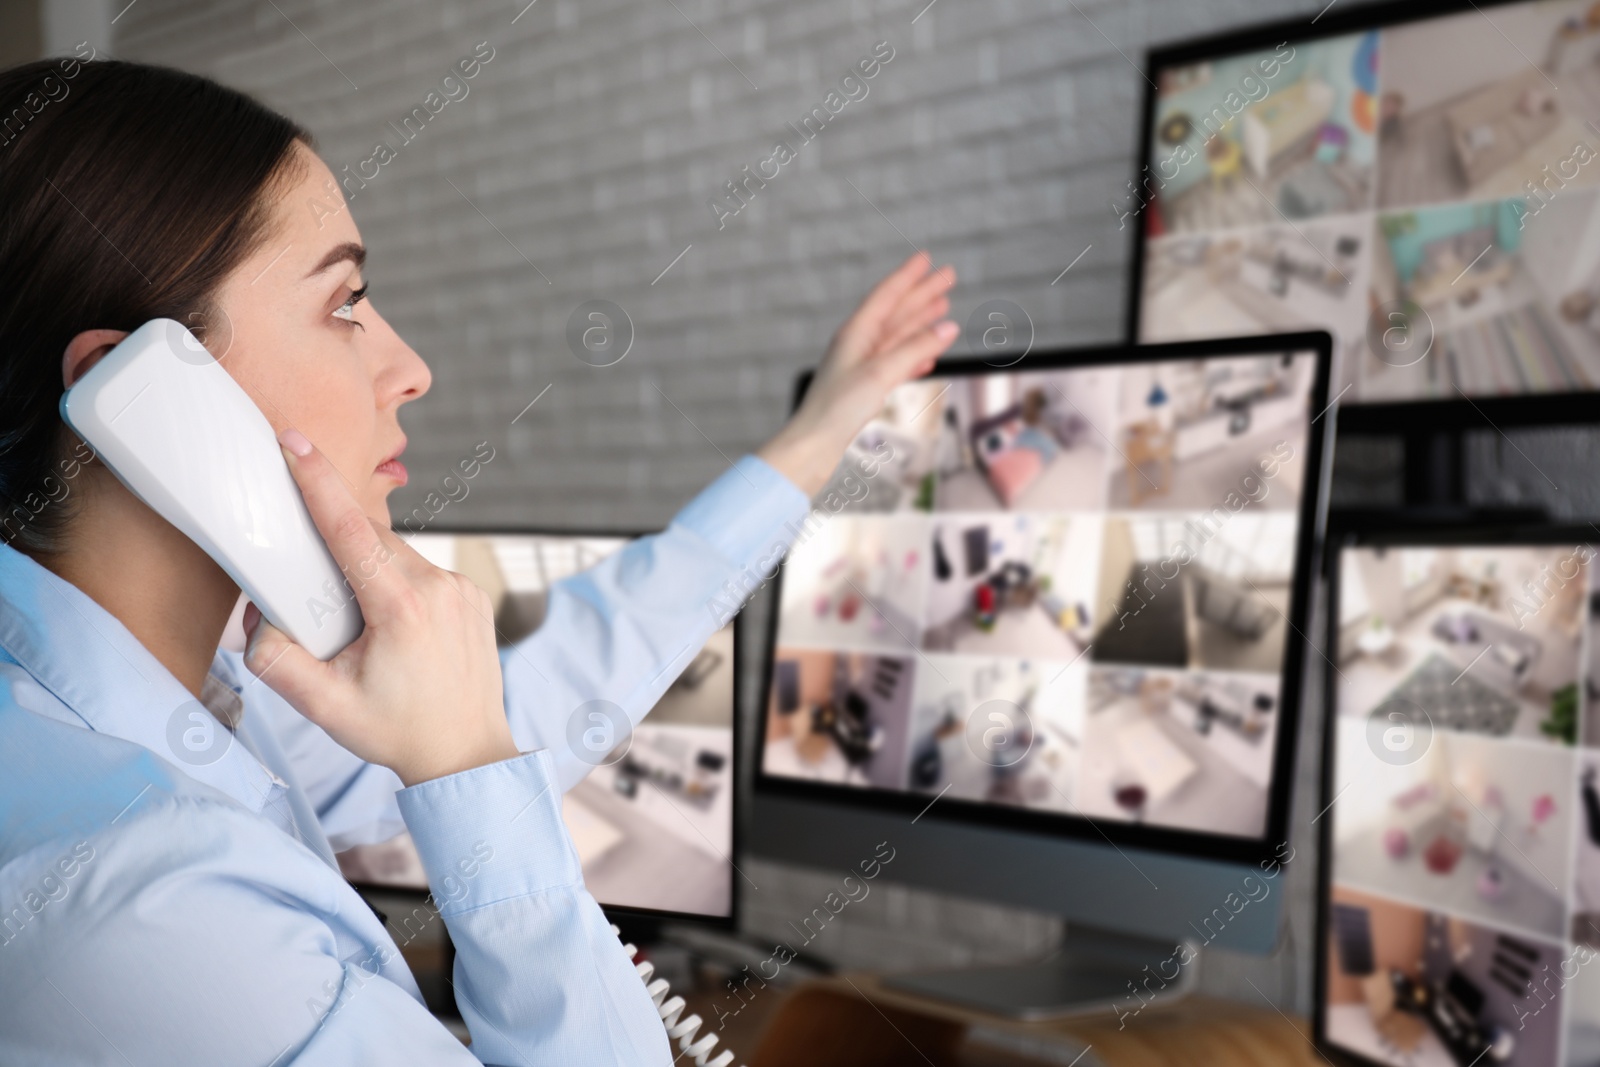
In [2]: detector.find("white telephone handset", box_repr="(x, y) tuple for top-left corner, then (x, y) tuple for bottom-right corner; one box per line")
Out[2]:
(59, 318), (364, 660)
(614, 925), (746, 1067)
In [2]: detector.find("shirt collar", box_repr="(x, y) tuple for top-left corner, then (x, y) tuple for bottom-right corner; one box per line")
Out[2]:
(201, 656), (246, 729)
(0, 540), (280, 815)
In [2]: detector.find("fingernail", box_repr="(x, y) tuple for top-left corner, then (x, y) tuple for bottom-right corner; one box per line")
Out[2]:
(935, 320), (959, 340)
(279, 428), (312, 457)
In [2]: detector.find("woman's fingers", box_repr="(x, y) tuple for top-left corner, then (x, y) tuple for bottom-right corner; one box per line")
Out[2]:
(877, 320), (960, 386)
(241, 611), (338, 721)
(239, 595), (336, 714)
(754, 253), (962, 498)
(880, 264), (956, 342)
(833, 250), (935, 358)
(275, 428), (412, 623)
(858, 250), (933, 323)
(879, 293), (952, 356)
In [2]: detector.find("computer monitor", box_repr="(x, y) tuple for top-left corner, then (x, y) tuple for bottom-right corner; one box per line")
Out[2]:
(1127, 0), (1600, 411)
(336, 529), (740, 924)
(1317, 526), (1600, 1067)
(752, 331), (1334, 1016)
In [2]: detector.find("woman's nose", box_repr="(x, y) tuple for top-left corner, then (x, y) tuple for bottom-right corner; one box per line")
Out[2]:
(370, 305), (432, 405)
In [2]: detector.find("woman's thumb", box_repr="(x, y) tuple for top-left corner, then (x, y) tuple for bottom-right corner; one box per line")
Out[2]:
(241, 608), (342, 728)
(242, 610), (288, 675)
(242, 610), (315, 693)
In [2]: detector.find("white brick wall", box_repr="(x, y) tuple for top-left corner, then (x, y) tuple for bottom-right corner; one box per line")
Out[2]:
(113, 0), (1325, 1015)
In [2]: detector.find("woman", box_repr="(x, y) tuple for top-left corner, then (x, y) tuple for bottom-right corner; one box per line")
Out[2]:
(0, 58), (957, 1064)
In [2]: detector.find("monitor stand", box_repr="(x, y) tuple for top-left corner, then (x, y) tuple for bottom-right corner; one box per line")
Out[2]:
(882, 925), (1200, 1021)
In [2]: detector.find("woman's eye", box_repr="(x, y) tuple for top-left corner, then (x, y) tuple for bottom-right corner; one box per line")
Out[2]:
(333, 283), (369, 325)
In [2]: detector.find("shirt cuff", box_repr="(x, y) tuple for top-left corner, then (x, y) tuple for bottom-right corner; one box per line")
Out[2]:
(394, 749), (580, 915)
(671, 454), (811, 567)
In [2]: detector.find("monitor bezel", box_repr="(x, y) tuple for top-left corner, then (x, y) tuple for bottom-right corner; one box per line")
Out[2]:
(351, 523), (744, 930)
(1313, 517), (1595, 1066)
(754, 329), (1335, 867)
(1123, 0), (1600, 423)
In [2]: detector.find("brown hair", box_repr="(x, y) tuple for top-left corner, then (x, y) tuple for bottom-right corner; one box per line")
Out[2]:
(0, 57), (310, 551)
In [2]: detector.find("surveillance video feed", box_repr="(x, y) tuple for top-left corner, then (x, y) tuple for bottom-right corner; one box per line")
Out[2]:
(761, 350), (1319, 841)
(1137, 7), (1600, 404)
(1325, 543), (1599, 1067)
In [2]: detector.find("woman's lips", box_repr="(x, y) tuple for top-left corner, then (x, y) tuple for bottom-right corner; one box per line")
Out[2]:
(376, 458), (408, 486)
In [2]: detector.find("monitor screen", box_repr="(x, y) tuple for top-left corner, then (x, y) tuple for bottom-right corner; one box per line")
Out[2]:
(336, 530), (738, 922)
(1131, 1), (1600, 405)
(1319, 539), (1600, 1067)
(757, 337), (1329, 857)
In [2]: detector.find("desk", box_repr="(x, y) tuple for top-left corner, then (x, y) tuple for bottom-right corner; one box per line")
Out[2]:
(737, 974), (1321, 1067)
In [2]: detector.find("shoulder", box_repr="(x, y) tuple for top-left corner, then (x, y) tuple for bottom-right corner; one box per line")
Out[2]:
(0, 784), (378, 1065)
(0, 666), (196, 865)
(0, 698), (373, 1059)
(0, 667), (348, 923)
(0, 668), (431, 1063)
(0, 664), (355, 898)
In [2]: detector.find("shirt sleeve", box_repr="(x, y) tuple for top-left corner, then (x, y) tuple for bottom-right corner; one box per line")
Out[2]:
(501, 453), (810, 792)
(257, 452), (810, 845)
(396, 748), (671, 1064)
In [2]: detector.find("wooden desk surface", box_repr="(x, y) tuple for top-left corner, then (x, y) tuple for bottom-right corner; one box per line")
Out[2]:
(724, 973), (1322, 1067)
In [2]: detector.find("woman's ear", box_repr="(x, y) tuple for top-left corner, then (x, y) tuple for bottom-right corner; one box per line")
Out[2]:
(62, 329), (129, 389)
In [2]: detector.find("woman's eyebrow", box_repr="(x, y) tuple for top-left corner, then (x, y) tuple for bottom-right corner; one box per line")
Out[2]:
(305, 241), (366, 279)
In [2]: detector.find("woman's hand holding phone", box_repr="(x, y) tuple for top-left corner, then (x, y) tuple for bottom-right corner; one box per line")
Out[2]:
(241, 428), (521, 788)
(757, 250), (958, 497)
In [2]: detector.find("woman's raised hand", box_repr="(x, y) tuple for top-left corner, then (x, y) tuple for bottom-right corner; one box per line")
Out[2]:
(758, 250), (958, 496)
(241, 428), (520, 787)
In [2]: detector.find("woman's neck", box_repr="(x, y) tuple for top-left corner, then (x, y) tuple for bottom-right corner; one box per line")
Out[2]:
(22, 473), (240, 700)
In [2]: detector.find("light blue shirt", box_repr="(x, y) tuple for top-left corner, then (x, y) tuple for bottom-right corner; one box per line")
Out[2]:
(0, 454), (808, 1066)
